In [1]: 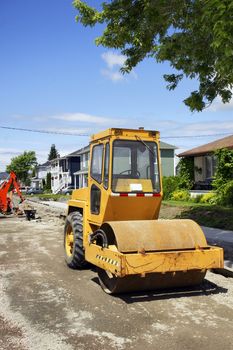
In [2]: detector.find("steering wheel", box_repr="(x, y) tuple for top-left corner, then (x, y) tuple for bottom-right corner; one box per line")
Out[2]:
(119, 169), (141, 177)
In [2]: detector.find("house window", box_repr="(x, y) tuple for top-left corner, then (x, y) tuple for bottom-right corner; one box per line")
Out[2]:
(205, 155), (217, 178)
(82, 154), (86, 169)
(85, 153), (89, 166)
(82, 153), (89, 169)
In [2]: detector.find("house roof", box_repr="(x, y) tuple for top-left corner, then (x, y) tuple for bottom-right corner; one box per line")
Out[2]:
(72, 145), (90, 155)
(160, 141), (177, 150)
(178, 135), (233, 157)
(0, 172), (9, 181)
(39, 161), (51, 167)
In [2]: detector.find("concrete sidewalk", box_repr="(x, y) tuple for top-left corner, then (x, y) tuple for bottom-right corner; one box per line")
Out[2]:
(41, 200), (68, 211)
(202, 226), (233, 263)
(202, 226), (233, 246)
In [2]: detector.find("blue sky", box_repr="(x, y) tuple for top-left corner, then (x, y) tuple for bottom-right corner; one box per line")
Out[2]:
(0, 0), (233, 171)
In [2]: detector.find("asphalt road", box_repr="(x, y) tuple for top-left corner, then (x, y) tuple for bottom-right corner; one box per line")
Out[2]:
(0, 203), (233, 350)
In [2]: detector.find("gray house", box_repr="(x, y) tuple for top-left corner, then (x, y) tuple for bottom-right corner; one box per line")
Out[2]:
(160, 141), (177, 177)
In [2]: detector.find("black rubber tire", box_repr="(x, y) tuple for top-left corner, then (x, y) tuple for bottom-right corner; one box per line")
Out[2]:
(64, 211), (87, 268)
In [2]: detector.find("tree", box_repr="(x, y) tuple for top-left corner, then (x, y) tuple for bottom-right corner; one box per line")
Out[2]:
(213, 148), (233, 206)
(213, 148), (233, 188)
(74, 0), (233, 111)
(6, 151), (37, 185)
(48, 144), (59, 161)
(177, 157), (194, 189)
(46, 172), (51, 191)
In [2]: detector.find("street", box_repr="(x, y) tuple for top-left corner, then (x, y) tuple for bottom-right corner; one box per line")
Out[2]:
(0, 202), (233, 350)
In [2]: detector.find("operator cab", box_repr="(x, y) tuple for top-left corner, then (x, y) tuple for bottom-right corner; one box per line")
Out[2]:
(90, 138), (160, 194)
(112, 139), (160, 193)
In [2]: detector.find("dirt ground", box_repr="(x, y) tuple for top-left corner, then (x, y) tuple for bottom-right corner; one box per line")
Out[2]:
(0, 201), (233, 350)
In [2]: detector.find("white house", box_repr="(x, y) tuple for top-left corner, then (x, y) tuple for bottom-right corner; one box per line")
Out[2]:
(50, 151), (80, 193)
(31, 161), (51, 189)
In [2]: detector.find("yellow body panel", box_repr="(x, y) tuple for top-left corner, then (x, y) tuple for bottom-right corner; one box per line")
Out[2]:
(71, 187), (88, 202)
(85, 244), (224, 277)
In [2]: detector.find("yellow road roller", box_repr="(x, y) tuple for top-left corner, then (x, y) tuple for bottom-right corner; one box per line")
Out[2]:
(64, 128), (223, 294)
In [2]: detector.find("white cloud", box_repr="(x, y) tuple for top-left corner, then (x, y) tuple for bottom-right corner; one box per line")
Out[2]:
(159, 120), (233, 138)
(101, 69), (124, 82)
(0, 148), (22, 157)
(51, 112), (125, 125)
(7, 112), (125, 125)
(159, 119), (233, 155)
(208, 96), (233, 112)
(101, 51), (137, 82)
(179, 121), (233, 135)
(10, 114), (46, 122)
(46, 127), (90, 135)
(101, 51), (126, 68)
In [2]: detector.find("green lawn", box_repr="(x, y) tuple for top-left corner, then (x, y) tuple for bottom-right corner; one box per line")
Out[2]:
(160, 200), (233, 231)
(25, 193), (70, 201)
(162, 200), (211, 207)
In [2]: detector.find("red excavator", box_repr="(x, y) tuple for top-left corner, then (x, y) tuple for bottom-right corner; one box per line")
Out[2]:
(0, 171), (24, 214)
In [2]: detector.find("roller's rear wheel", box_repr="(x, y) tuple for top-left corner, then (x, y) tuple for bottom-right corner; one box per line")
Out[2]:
(64, 212), (87, 268)
(97, 268), (206, 294)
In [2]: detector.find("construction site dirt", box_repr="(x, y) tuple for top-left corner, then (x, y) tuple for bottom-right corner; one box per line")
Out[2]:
(0, 202), (233, 350)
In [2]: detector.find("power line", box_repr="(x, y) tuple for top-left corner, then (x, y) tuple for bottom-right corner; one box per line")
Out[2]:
(0, 125), (89, 136)
(0, 125), (232, 139)
(162, 132), (233, 139)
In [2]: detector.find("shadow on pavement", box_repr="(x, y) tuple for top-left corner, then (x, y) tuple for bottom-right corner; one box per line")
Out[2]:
(91, 277), (228, 303)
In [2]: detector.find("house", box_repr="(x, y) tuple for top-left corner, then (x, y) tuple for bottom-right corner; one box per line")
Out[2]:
(73, 146), (90, 189)
(31, 161), (51, 189)
(178, 134), (233, 187)
(160, 141), (177, 177)
(50, 152), (80, 193)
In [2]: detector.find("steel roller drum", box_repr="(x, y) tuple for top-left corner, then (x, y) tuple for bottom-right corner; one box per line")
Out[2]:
(98, 219), (208, 294)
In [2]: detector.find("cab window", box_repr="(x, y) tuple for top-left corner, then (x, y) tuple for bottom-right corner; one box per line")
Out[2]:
(112, 140), (160, 193)
(91, 144), (104, 183)
(103, 143), (110, 189)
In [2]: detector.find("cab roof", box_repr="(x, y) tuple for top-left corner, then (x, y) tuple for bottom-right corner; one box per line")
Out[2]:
(91, 128), (160, 143)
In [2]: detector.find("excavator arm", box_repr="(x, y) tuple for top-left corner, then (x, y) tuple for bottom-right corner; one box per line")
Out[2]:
(0, 171), (24, 213)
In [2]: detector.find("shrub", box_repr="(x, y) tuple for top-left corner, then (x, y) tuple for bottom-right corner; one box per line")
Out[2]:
(162, 176), (180, 200)
(177, 157), (194, 189)
(216, 180), (233, 207)
(213, 148), (233, 189)
(199, 192), (217, 204)
(171, 190), (190, 201)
